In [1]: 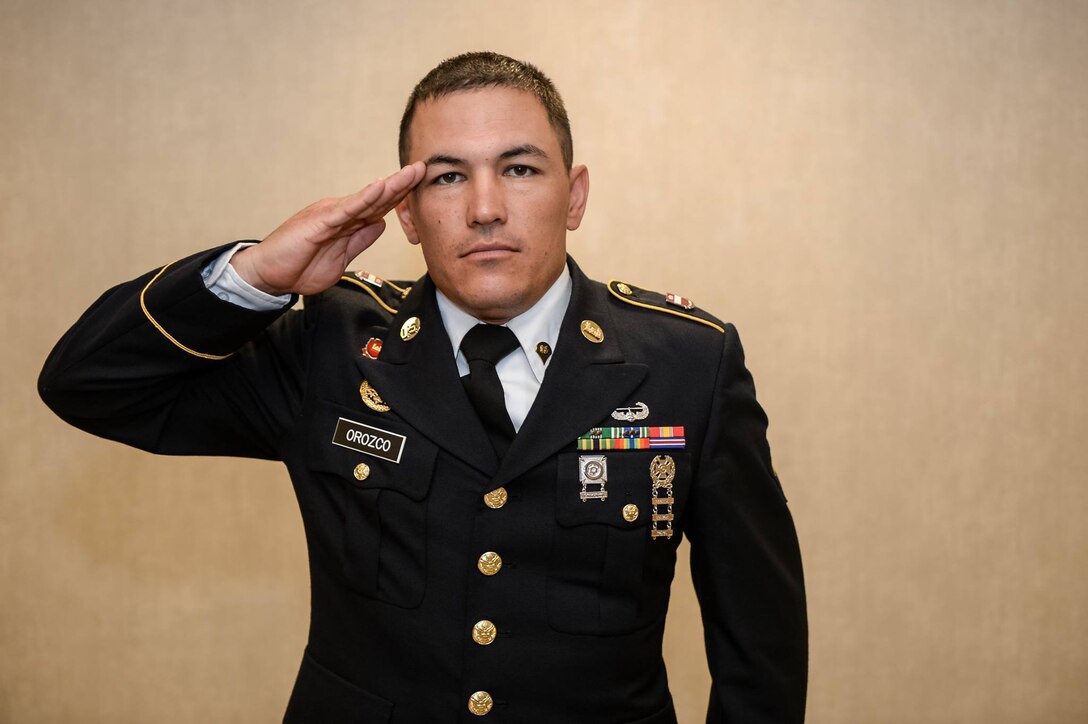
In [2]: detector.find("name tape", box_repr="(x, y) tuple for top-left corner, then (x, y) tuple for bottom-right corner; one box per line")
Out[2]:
(332, 417), (406, 464)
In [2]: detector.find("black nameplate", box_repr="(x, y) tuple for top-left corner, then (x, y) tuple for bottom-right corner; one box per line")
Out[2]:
(331, 417), (406, 464)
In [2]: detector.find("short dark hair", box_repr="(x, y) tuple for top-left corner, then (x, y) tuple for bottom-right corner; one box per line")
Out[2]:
(398, 51), (573, 170)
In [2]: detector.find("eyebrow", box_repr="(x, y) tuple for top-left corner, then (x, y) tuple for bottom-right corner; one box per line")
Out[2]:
(498, 144), (549, 161)
(424, 153), (465, 167)
(423, 144), (550, 168)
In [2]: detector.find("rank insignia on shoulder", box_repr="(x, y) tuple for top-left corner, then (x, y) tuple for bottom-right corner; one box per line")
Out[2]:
(665, 292), (694, 310)
(337, 272), (410, 315)
(353, 271), (384, 288)
(606, 280), (725, 334)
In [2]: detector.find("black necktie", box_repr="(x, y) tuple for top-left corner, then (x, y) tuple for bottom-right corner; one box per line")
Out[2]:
(460, 324), (520, 457)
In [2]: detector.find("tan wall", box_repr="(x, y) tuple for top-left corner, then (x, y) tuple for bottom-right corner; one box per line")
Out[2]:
(3, 1), (1086, 722)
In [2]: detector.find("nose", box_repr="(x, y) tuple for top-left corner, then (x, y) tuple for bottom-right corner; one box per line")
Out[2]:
(467, 175), (506, 229)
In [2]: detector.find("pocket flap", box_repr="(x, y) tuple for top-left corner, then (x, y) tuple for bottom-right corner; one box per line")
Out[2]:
(307, 399), (437, 501)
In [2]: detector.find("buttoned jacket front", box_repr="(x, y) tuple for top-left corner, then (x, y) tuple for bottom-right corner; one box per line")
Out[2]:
(39, 245), (807, 724)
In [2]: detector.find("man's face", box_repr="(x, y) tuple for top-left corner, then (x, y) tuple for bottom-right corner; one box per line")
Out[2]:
(396, 87), (588, 324)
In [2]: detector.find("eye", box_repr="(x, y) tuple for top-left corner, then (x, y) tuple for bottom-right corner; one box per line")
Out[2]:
(505, 164), (537, 178)
(433, 171), (464, 185)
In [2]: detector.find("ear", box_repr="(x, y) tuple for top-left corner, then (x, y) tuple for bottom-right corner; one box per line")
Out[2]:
(396, 196), (420, 245)
(566, 164), (589, 231)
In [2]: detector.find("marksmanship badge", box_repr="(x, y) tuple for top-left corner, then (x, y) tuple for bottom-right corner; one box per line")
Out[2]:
(578, 454), (609, 502)
(649, 454), (676, 540)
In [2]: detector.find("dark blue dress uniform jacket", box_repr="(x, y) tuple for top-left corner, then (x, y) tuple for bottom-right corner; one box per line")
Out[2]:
(39, 244), (807, 723)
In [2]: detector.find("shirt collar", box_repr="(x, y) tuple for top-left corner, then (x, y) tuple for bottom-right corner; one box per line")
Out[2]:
(435, 264), (572, 383)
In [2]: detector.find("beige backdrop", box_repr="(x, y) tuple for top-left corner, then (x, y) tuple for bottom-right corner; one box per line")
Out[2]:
(3, 1), (1086, 722)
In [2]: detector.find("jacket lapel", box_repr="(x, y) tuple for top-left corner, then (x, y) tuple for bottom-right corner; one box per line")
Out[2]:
(494, 260), (647, 487)
(356, 276), (499, 477)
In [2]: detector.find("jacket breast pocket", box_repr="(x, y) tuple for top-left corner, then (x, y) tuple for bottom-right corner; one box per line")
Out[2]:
(307, 399), (438, 608)
(547, 450), (688, 635)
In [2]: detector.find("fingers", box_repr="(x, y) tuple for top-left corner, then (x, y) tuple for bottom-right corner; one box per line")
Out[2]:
(343, 218), (387, 262)
(331, 162), (425, 229)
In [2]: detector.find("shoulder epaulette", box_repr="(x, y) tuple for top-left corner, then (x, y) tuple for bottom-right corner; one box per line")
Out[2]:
(337, 271), (412, 315)
(607, 279), (725, 334)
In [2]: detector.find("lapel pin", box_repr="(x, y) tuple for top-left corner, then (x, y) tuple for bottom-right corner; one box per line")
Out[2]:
(580, 320), (604, 344)
(400, 316), (421, 341)
(359, 380), (391, 413)
(611, 401), (649, 422)
(535, 341), (552, 364)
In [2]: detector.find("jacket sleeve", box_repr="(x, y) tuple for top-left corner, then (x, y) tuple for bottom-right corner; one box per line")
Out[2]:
(38, 244), (308, 460)
(686, 324), (808, 723)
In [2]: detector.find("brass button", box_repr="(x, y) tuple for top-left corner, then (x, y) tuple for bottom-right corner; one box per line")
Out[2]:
(468, 690), (493, 716)
(477, 552), (502, 576)
(622, 503), (639, 522)
(353, 463), (370, 481)
(472, 619), (497, 645)
(483, 487), (508, 509)
(616, 282), (633, 295)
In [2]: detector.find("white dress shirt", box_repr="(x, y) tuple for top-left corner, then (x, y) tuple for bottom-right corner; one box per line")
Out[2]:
(435, 267), (571, 431)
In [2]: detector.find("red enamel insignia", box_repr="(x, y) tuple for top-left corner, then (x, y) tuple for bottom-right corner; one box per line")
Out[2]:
(363, 337), (383, 359)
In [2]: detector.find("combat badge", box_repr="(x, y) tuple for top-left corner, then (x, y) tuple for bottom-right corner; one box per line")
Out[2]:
(578, 454), (609, 502)
(649, 454), (676, 540)
(611, 401), (649, 422)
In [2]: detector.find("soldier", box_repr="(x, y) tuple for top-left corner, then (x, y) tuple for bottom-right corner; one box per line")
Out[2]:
(40, 51), (807, 723)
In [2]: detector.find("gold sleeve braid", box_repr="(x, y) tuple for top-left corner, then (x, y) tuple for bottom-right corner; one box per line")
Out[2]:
(139, 262), (234, 360)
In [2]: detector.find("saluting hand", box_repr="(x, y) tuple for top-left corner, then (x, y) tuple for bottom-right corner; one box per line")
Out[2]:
(231, 162), (426, 296)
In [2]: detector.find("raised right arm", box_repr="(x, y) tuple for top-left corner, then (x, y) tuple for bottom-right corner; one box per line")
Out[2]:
(38, 164), (424, 459)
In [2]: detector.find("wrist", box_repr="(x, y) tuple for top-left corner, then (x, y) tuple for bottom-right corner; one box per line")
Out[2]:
(230, 245), (290, 296)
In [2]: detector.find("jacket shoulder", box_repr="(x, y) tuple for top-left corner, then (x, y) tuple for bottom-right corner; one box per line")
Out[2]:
(605, 279), (727, 335)
(335, 271), (414, 312)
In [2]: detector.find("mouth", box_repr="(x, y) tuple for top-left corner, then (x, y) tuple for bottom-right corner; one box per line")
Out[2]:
(460, 242), (518, 259)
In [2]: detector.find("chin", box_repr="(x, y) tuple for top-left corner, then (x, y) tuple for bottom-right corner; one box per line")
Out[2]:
(461, 287), (528, 322)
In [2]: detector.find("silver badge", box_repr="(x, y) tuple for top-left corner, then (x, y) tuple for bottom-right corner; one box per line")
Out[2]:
(611, 401), (649, 422)
(578, 454), (609, 502)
